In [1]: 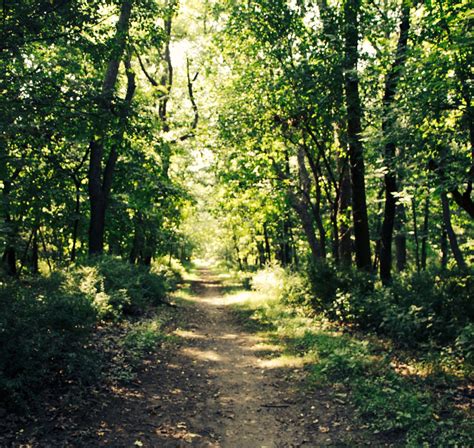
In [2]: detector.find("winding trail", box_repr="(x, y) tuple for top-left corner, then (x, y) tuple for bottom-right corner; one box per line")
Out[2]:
(88, 269), (368, 447)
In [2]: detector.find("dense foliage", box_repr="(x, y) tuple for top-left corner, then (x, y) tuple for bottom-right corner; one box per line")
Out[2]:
(202, 0), (473, 363)
(0, 0), (472, 437)
(0, 255), (181, 409)
(234, 267), (473, 446)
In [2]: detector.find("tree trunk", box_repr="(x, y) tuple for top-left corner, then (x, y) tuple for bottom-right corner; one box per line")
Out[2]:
(289, 192), (321, 261)
(71, 179), (81, 262)
(232, 232), (243, 270)
(2, 179), (17, 276)
(263, 222), (272, 262)
(281, 217), (292, 266)
(395, 204), (407, 271)
(257, 240), (266, 267)
(420, 196), (430, 270)
(441, 191), (467, 270)
(2, 247), (16, 276)
(412, 199), (420, 273)
(310, 156), (327, 259)
(441, 229), (448, 269)
(287, 148), (323, 261)
(31, 229), (39, 274)
(88, 0), (133, 255)
(379, 4), (410, 285)
(343, 0), (371, 270)
(338, 157), (352, 265)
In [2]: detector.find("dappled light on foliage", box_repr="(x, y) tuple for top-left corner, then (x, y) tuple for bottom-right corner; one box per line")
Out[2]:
(0, 0), (472, 445)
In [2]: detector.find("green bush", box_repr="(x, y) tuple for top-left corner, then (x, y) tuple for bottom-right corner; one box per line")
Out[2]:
(304, 261), (473, 351)
(455, 323), (474, 367)
(68, 256), (173, 319)
(0, 279), (98, 409)
(0, 255), (180, 410)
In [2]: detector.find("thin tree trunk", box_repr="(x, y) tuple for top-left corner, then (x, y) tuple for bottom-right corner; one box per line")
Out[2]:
(257, 240), (266, 267)
(31, 229), (39, 274)
(301, 147), (327, 259)
(263, 222), (271, 262)
(2, 179), (17, 276)
(373, 187), (385, 271)
(343, 0), (371, 270)
(232, 232), (243, 270)
(441, 191), (467, 270)
(420, 196), (430, 270)
(312, 159), (327, 259)
(441, 229), (448, 269)
(331, 210), (340, 262)
(395, 204), (407, 272)
(288, 148), (323, 261)
(39, 228), (52, 273)
(380, 4), (410, 284)
(412, 199), (420, 273)
(338, 156), (352, 265)
(71, 179), (81, 262)
(281, 217), (292, 266)
(289, 191), (322, 261)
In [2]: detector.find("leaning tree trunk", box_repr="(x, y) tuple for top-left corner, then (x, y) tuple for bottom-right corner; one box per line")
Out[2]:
(343, 0), (371, 270)
(380, 4), (410, 284)
(88, 0), (133, 255)
(441, 191), (467, 271)
(290, 147), (324, 261)
(288, 191), (322, 261)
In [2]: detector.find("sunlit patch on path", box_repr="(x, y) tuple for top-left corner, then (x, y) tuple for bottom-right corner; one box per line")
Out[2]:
(72, 268), (373, 447)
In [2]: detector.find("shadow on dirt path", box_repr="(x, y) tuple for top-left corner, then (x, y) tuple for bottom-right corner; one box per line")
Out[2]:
(8, 269), (386, 447)
(88, 268), (381, 447)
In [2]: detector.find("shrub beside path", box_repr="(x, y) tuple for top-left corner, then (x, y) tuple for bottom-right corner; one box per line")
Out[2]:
(4, 269), (389, 447)
(82, 269), (384, 447)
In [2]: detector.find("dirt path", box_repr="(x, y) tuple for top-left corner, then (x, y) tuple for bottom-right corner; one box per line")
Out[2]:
(89, 268), (377, 447)
(7, 269), (375, 447)
(178, 270), (307, 447)
(91, 268), (351, 447)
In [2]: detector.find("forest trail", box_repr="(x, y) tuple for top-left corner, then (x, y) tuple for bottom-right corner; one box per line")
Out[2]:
(91, 268), (366, 447)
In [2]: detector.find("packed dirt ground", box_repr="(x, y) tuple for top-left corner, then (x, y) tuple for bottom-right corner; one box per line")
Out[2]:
(3, 270), (392, 447)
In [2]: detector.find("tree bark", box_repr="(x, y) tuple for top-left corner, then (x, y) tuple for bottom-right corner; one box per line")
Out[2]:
(380, 3), (410, 284)
(412, 199), (421, 273)
(343, 0), (371, 270)
(287, 147), (324, 261)
(441, 191), (467, 270)
(88, 0), (133, 256)
(2, 179), (17, 276)
(441, 229), (448, 269)
(289, 192), (322, 261)
(263, 222), (272, 262)
(395, 204), (407, 272)
(31, 229), (39, 274)
(299, 149), (326, 259)
(71, 178), (81, 262)
(338, 156), (352, 264)
(420, 196), (430, 270)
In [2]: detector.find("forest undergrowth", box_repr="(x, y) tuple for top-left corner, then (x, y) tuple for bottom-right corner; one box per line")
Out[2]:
(227, 264), (473, 447)
(0, 256), (184, 414)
